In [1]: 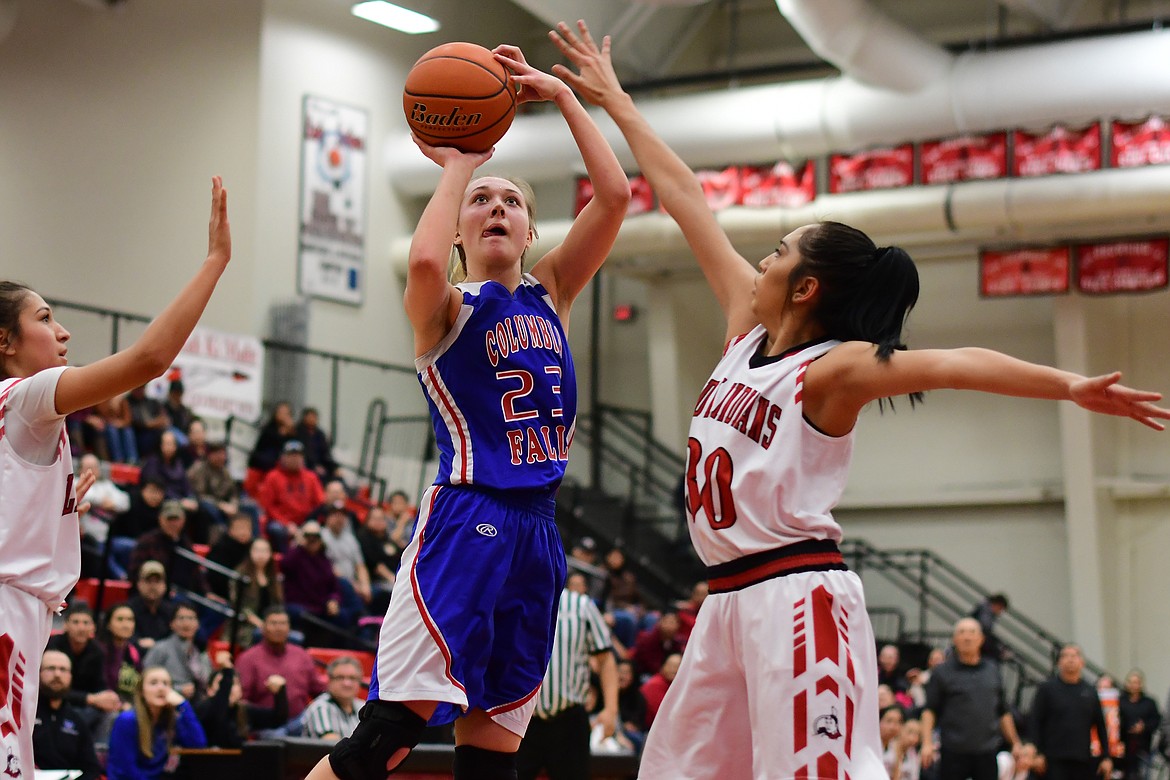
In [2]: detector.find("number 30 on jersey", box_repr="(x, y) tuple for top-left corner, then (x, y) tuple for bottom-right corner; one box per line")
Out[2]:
(685, 437), (737, 530)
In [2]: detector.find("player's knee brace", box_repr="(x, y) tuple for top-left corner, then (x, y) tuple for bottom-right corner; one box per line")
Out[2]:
(452, 745), (518, 780)
(328, 700), (427, 780)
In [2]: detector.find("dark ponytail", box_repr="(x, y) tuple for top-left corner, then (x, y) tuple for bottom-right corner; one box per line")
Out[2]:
(0, 281), (33, 379)
(794, 222), (922, 406)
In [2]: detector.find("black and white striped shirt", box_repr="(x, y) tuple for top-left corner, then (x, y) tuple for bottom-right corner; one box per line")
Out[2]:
(302, 693), (360, 739)
(534, 589), (612, 718)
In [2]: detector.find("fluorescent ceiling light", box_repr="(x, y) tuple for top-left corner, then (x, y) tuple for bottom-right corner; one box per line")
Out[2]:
(351, 1), (440, 34)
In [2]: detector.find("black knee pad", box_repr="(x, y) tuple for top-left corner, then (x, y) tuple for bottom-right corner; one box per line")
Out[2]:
(328, 700), (427, 780)
(453, 745), (518, 780)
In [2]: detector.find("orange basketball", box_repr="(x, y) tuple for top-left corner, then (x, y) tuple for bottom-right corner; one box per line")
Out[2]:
(403, 42), (518, 153)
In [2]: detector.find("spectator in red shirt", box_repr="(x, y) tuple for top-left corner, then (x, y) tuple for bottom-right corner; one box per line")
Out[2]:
(235, 606), (324, 731)
(676, 581), (708, 643)
(640, 653), (682, 728)
(632, 611), (686, 680)
(256, 439), (324, 551)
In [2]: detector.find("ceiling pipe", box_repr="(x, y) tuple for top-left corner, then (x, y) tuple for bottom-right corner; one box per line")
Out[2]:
(774, 0), (953, 92)
(389, 165), (1170, 274)
(386, 28), (1170, 196)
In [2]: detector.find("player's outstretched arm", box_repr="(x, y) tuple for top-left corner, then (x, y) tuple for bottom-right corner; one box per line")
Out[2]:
(550, 20), (756, 337)
(494, 44), (630, 322)
(806, 343), (1170, 435)
(54, 177), (232, 416)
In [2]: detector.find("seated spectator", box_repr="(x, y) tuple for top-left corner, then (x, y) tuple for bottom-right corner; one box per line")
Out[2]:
(128, 500), (210, 594)
(880, 705), (907, 778)
(126, 561), (178, 650)
(306, 479), (355, 527)
(632, 611), (686, 680)
(139, 431), (209, 543)
(33, 650), (103, 780)
(601, 546), (645, 642)
(141, 603), (211, 703)
(281, 521), (344, 645)
(675, 581), (708, 644)
(907, 647), (945, 710)
(894, 718), (921, 780)
(162, 379), (196, 447)
(385, 489), (417, 549)
(195, 654), (288, 748)
(296, 406), (339, 484)
(179, 417), (209, 468)
(98, 392), (138, 465)
(878, 644), (910, 697)
(247, 401), (296, 474)
(99, 604), (143, 705)
(235, 607), (325, 729)
(616, 659), (648, 753)
(356, 505), (400, 612)
(77, 452), (131, 545)
(998, 742), (1039, 780)
(877, 684), (899, 712)
(46, 604), (122, 729)
(127, 383), (170, 460)
(206, 513), (254, 600)
(229, 536), (285, 649)
(320, 503), (373, 612)
(256, 440), (325, 551)
(640, 653), (681, 729)
(107, 477), (168, 581)
(188, 440), (245, 531)
(302, 656), (363, 741)
(105, 667), (206, 780)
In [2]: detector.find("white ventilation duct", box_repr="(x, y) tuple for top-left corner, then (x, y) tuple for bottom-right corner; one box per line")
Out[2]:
(774, 0), (953, 92)
(386, 28), (1170, 196)
(389, 165), (1170, 271)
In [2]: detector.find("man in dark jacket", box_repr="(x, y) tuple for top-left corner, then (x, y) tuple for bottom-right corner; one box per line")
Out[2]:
(33, 650), (103, 780)
(1031, 644), (1111, 780)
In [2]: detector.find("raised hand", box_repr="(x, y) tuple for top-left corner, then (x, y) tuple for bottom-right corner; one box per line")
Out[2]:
(74, 467), (97, 517)
(1069, 372), (1170, 430)
(492, 44), (568, 104)
(410, 132), (495, 167)
(208, 176), (231, 267)
(547, 20), (623, 109)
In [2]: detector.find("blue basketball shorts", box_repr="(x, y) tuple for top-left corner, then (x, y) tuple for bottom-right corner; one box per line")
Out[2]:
(368, 483), (567, 736)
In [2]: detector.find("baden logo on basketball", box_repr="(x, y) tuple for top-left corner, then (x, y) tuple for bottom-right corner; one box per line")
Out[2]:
(475, 523), (498, 537)
(409, 104), (483, 129)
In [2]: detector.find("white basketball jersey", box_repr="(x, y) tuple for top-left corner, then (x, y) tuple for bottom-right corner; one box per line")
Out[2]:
(684, 327), (853, 567)
(0, 368), (81, 607)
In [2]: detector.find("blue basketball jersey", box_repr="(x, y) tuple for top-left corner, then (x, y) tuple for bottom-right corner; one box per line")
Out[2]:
(416, 274), (577, 491)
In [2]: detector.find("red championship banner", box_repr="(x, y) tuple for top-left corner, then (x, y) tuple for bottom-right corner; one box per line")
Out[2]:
(829, 144), (914, 193)
(979, 247), (1070, 297)
(739, 160), (816, 207)
(1012, 124), (1101, 177)
(1111, 116), (1170, 168)
(693, 165), (742, 211)
(629, 175), (655, 215)
(1076, 238), (1169, 294)
(921, 133), (1008, 185)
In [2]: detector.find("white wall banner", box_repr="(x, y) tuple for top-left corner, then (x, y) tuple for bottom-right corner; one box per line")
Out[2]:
(298, 95), (368, 305)
(148, 328), (265, 422)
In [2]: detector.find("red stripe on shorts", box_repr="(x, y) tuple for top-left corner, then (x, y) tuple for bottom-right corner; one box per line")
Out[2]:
(408, 487), (467, 697)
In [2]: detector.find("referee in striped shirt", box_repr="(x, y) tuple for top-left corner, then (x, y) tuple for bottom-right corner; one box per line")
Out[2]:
(517, 571), (619, 780)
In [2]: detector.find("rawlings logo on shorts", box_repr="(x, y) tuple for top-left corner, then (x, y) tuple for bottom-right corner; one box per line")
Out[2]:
(475, 523), (498, 537)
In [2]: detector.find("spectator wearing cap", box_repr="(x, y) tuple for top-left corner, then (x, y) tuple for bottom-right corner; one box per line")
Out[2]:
(280, 520), (343, 645)
(128, 500), (209, 594)
(139, 430), (212, 543)
(256, 439), (324, 551)
(126, 561), (178, 650)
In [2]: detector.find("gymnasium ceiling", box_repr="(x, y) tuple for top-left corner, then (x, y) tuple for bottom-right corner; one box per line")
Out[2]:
(355, 0), (1169, 94)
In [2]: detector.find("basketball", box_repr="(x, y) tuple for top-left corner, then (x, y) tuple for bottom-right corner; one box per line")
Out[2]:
(403, 42), (518, 153)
